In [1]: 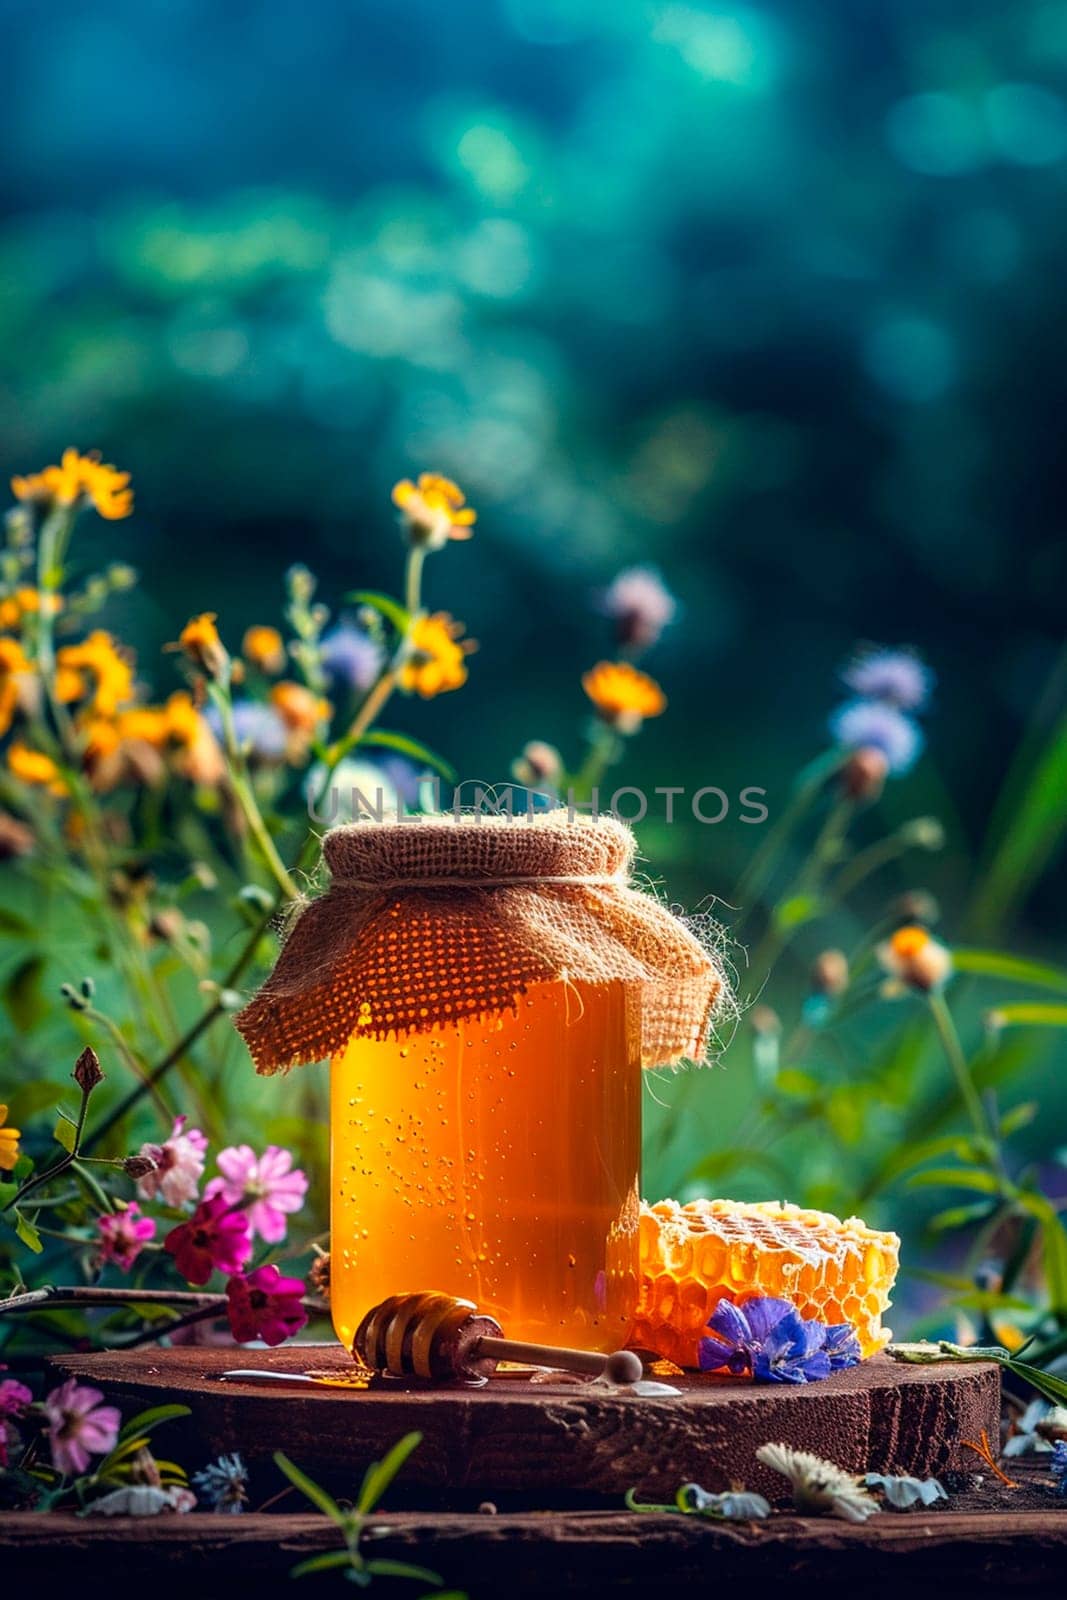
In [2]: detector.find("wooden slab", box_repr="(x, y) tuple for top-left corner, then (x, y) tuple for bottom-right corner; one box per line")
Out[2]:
(44, 1345), (1000, 1503)
(5, 1498), (1067, 1600)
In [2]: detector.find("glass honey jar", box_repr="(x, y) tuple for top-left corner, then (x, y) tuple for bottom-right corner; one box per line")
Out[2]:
(237, 813), (722, 1357)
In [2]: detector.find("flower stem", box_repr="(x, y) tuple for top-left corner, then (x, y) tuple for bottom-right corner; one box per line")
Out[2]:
(927, 991), (997, 1147)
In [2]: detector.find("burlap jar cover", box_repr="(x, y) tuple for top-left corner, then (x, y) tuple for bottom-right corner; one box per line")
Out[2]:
(236, 813), (726, 1072)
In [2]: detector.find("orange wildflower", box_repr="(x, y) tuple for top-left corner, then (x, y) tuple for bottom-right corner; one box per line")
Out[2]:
(175, 613), (229, 681)
(242, 625), (287, 675)
(582, 660), (667, 733)
(0, 1104), (20, 1172)
(392, 473), (477, 551)
(0, 587), (63, 631)
(7, 742), (68, 796)
(270, 681), (331, 734)
(56, 632), (135, 717)
(400, 613), (475, 698)
(165, 691), (226, 785)
(11, 448), (133, 520)
(0, 636), (32, 737)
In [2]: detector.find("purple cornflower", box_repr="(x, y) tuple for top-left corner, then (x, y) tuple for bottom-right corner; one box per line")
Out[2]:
(698, 1296), (860, 1385)
(1052, 1440), (1067, 1496)
(842, 647), (933, 712)
(320, 621), (382, 693)
(829, 699), (923, 775)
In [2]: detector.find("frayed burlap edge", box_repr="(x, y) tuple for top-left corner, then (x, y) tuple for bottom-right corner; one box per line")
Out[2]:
(236, 813), (728, 1073)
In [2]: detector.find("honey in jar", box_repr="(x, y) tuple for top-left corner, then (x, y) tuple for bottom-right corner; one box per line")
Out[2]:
(237, 814), (724, 1358)
(330, 979), (641, 1350)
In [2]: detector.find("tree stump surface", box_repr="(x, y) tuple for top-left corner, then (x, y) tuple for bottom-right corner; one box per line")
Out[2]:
(42, 1344), (1000, 1501)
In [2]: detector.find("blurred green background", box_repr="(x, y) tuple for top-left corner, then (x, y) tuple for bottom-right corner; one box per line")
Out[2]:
(2, 0), (1067, 1333)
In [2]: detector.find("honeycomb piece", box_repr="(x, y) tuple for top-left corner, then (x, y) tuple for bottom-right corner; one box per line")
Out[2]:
(628, 1198), (900, 1369)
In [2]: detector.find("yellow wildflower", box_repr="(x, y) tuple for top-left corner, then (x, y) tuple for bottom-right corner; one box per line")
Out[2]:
(400, 613), (476, 698)
(7, 741), (68, 796)
(11, 448), (133, 520)
(877, 925), (953, 993)
(175, 613), (229, 681)
(0, 1104), (20, 1172)
(56, 632), (135, 718)
(392, 473), (477, 551)
(582, 660), (667, 733)
(242, 625), (287, 675)
(0, 587), (63, 631)
(0, 636), (32, 737)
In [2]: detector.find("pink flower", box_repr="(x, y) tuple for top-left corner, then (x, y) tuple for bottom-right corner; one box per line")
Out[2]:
(136, 1115), (208, 1207)
(600, 566), (677, 650)
(205, 1145), (308, 1243)
(42, 1379), (121, 1476)
(226, 1265), (308, 1346)
(164, 1194), (252, 1285)
(0, 1371), (32, 1419)
(97, 1203), (156, 1272)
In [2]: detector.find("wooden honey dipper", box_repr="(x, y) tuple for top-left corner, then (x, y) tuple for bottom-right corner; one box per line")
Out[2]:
(354, 1290), (644, 1386)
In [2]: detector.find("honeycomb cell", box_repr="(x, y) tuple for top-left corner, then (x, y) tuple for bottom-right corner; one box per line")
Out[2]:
(624, 1197), (900, 1369)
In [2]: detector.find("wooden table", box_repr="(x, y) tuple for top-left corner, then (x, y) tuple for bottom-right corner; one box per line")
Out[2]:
(3, 1345), (1064, 1597)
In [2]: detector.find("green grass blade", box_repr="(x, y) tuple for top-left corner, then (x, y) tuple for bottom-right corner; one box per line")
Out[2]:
(273, 1451), (346, 1528)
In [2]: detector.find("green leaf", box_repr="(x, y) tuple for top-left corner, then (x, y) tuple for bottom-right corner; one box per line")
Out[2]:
(1015, 1193), (1067, 1314)
(53, 1114), (77, 1154)
(999, 1102), (1038, 1137)
(345, 590), (411, 635)
(355, 729), (456, 782)
(906, 1166), (1003, 1194)
(10, 1081), (73, 1117)
(14, 1209), (42, 1252)
(272, 1452), (346, 1528)
(0, 906), (33, 936)
(289, 1551), (353, 1579)
(927, 1201), (998, 1233)
(773, 894), (821, 932)
(356, 1430), (422, 1516)
(364, 1560), (444, 1584)
(117, 1404), (191, 1445)
(987, 1003), (1067, 1029)
(969, 707), (1067, 937)
(3, 954), (47, 1031)
(1002, 1358), (1067, 1409)
(951, 948), (1067, 995)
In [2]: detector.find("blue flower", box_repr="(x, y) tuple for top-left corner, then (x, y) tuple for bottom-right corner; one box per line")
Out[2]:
(320, 621), (382, 693)
(192, 1451), (249, 1513)
(698, 1296), (860, 1385)
(1052, 1440), (1067, 1496)
(205, 702), (288, 762)
(823, 1324), (863, 1369)
(842, 647), (933, 712)
(829, 699), (923, 774)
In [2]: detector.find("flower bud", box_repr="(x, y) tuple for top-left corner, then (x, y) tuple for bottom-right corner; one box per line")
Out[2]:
(123, 1153), (159, 1180)
(891, 889), (940, 925)
(877, 925), (953, 992)
(901, 817), (945, 852)
(0, 811), (34, 860)
(811, 949), (849, 998)
(840, 746), (888, 802)
(511, 740), (563, 788)
(73, 1046), (105, 1093)
(750, 1004), (781, 1036)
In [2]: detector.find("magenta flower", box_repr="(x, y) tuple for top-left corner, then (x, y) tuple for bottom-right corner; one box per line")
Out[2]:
(0, 1370), (32, 1419)
(226, 1265), (308, 1346)
(164, 1194), (252, 1285)
(42, 1379), (121, 1476)
(136, 1115), (208, 1207)
(205, 1145), (308, 1243)
(97, 1203), (156, 1272)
